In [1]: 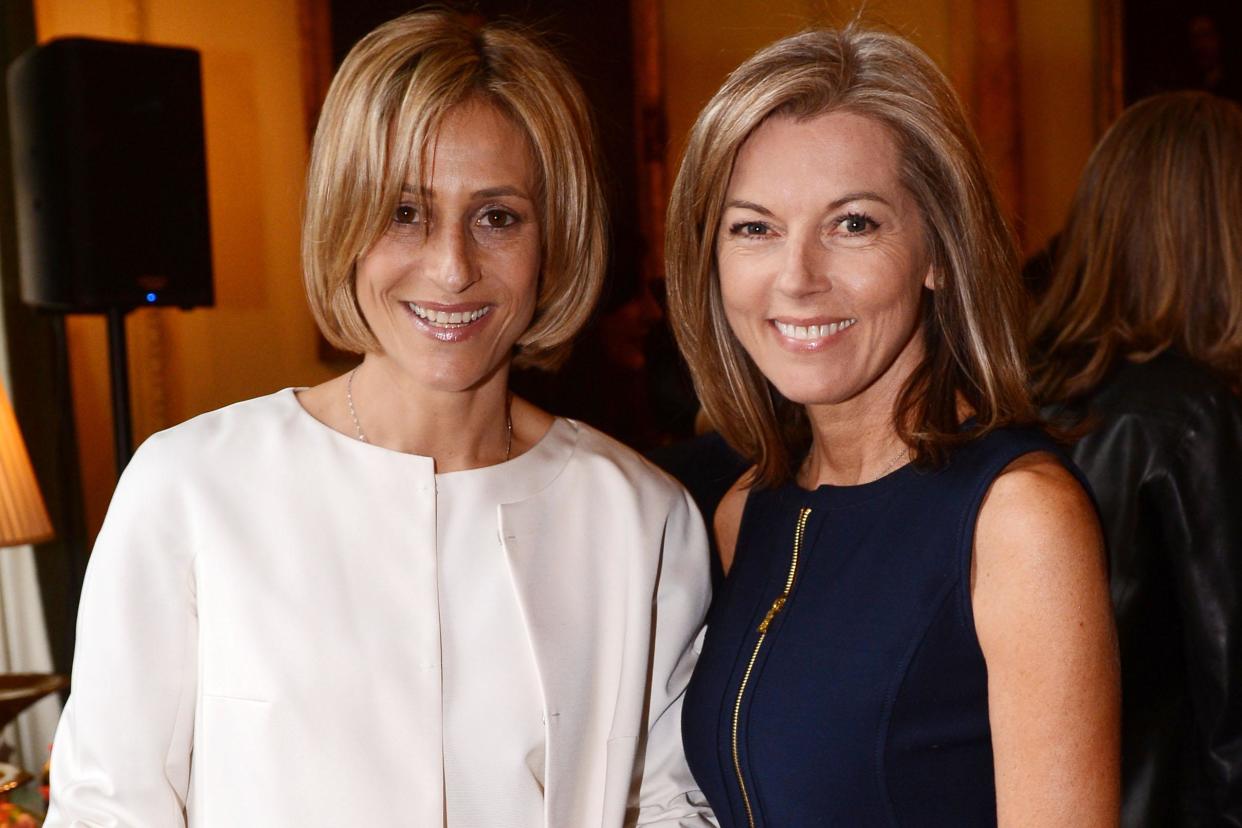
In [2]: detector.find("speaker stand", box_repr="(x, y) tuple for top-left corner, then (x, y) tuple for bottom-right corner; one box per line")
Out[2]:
(106, 308), (133, 475)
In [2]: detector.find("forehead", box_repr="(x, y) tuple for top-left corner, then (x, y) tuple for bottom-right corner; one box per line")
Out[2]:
(727, 110), (903, 198)
(410, 98), (537, 192)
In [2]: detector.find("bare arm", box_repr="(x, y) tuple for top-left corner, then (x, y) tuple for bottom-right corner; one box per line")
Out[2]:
(972, 452), (1120, 827)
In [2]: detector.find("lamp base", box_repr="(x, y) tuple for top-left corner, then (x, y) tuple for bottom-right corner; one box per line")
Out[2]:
(0, 761), (32, 796)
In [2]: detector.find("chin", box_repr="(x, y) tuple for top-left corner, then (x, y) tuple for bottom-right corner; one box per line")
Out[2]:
(779, 389), (854, 408)
(757, 362), (847, 405)
(382, 347), (507, 394)
(422, 365), (502, 394)
(768, 378), (850, 408)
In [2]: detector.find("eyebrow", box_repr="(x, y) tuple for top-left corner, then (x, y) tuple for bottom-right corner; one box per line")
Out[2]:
(723, 199), (774, 216)
(400, 184), (533, 200)
(724, 191), (894, 213)
(828, 190), (893, 209)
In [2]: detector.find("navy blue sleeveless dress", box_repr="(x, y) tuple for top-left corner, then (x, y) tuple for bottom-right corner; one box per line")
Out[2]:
(682, 427), (1076, 827)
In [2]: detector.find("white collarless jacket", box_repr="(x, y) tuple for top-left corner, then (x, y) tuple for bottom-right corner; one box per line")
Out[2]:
(46, 390), (716, 827)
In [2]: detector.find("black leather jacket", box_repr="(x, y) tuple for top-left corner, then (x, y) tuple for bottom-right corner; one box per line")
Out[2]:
(1052, 351), (1242, 827)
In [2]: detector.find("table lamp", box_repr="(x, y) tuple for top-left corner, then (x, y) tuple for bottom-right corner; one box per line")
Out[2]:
(0, 384), (65, 797)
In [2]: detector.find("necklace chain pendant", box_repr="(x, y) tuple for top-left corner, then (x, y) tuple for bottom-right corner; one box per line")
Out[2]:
(346, 367), (512, 461)
(346, 368), (367, 443)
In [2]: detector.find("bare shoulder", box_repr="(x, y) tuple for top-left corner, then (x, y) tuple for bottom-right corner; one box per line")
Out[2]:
(973, 451), (1104, 600)
(972, 449), (1113, 680)
(972, 454), (1120, 822)
(714, 470), (755, 576)
(974, 451), (1100, 569)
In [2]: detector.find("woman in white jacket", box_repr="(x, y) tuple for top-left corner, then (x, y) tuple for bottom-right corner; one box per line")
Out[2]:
(46, 10), (714, 827)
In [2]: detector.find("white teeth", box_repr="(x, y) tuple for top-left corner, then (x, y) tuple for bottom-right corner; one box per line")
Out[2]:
(774, 318), (856, 340)
(408, 303), (491, 326)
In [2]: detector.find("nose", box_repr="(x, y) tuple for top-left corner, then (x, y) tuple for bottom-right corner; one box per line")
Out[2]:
(774, 230), (830, 297)
(424, 220), (480, 294)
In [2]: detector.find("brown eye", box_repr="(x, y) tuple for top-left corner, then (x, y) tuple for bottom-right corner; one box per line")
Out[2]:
(393, 204), (419, 225)
(480, 209), (517, 228)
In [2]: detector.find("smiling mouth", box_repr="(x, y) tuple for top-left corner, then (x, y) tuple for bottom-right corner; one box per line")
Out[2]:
(407, 303), (492, 327)
(773, 318), (857, 341)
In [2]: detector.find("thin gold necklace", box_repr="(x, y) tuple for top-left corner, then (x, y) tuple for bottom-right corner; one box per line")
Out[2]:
(868, 442), (910, 482)
(345, 367), (513, 461)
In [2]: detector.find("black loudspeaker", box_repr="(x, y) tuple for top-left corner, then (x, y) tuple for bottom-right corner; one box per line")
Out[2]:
(7, 37), (213, 312)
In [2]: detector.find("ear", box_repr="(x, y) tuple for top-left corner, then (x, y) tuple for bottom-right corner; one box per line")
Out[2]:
(922, 262), (938, 291)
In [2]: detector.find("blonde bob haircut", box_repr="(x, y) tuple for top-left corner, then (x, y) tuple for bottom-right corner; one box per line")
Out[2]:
(1031, 92), (1242, 403)
(302, 9), (606, 369)
(666, 26), (1036, 487)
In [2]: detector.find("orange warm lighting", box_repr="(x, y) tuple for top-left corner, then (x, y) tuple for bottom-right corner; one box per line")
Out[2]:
(0, 385), (53, 547)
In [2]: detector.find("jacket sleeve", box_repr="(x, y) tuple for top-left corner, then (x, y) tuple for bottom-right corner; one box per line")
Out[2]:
(1156, 389), (1242, 825)
(633, 488), (718, 827)
(45, 439), (198, 827)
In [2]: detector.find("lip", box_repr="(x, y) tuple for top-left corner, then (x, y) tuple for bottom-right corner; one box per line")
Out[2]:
(404, 300), (495, 343)
(768, 316), (856, 352)
(410, 300), (489, 312)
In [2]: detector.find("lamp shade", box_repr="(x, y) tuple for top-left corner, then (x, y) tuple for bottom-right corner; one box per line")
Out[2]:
(0, 385), (52, 547)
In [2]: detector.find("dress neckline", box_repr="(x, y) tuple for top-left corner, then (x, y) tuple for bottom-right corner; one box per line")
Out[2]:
(785, 460), (920, 509)
(284, 387), (578, 502)
(434, 416), (576, 503)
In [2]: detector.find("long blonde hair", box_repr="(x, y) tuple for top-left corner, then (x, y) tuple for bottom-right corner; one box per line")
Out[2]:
(666, 26), (1035, 486)
(1031, 92), (1242, 402)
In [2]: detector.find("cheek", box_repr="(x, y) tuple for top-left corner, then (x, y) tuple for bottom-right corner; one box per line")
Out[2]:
(716, 276), (754, 348)
(497, 244), (541, 321)
(352, 262), (383, 310)
(520, 247), (542, 305)
(717, 258), (763, 322)
(848, 252), (926, 316)
(355, 244), (407, 292)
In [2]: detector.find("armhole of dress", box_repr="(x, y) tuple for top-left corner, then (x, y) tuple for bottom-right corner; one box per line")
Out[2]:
(954, 437), (1070, 636)
(724, 483), (762, 574)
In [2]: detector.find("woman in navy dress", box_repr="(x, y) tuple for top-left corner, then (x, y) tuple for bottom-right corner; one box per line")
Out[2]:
(666, 26), (1120, 827)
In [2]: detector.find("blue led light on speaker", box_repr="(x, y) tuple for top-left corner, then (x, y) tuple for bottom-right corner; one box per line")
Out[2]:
(146, 292), (157, 303)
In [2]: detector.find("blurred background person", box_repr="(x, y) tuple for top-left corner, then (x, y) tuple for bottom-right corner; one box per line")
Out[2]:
(1030, 90), (1242, 827)
(668, 26), (1118, 827)
(44, 11), (713, 827)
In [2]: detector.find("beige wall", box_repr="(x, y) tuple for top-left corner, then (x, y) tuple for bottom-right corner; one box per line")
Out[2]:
(35, 0), (337, 536)
(1016, 0), (1097, 250)
(663, 0), (965, 170)
(662, 0), (1097, 253)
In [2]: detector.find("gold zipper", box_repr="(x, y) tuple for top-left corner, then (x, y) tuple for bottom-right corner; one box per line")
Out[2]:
(730, 506), (811, 828)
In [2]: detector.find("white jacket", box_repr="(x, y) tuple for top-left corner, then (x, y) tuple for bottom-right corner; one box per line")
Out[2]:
(46, 390), (716, 827)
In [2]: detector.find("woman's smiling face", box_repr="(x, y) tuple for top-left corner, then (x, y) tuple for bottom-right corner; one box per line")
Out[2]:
(716, 109), (935, 412)
(354, 98), (541, 393)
